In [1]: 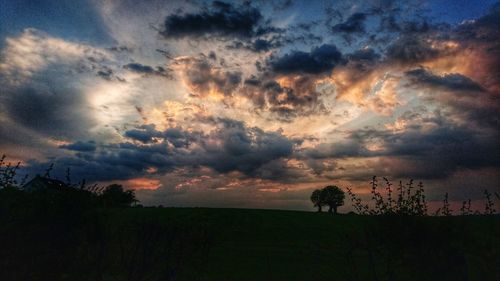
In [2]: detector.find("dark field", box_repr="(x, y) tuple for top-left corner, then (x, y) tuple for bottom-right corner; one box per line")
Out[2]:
(1, 206), (499, 281)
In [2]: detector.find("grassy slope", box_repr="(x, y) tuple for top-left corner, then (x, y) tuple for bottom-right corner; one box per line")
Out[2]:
(108, 208), (500, 281)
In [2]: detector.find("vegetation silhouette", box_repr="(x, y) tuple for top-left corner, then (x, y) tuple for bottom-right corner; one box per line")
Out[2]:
(0, 155), (212, 281)
(311, 177), (499, 280)
(322, 185), (345, 214)
(311, 185), (345, 214)
(343, 176), (498, 216)
(1, 155), (499, 281)
(310, 189), (324, 212)
(100, 183), (138, 207)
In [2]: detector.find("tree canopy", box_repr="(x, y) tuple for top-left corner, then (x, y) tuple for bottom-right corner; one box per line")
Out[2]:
(101, 184), (137, 207)
(310, 189), (324, 212)
(310, 185), (345, 214)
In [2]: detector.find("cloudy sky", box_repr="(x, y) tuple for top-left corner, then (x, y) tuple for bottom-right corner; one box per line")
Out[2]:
(1, 0), (499, 210)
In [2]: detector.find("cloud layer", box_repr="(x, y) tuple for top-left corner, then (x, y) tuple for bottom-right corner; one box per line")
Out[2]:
(1, 0), (499, 210)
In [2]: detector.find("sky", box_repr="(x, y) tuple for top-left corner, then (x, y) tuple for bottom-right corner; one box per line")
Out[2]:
(0, 0), (499, 211)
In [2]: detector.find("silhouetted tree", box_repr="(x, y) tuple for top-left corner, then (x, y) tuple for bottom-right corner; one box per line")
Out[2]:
(0, 155), (21, 189)
(321, 185), (345, 214)
(310, 189), (324, 212)
(101, 184), (137, 207)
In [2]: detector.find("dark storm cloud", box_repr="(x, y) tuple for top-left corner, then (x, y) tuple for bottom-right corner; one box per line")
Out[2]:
(227, 29), (323, 53)
(378, 14), (401, 32)
(160, 1), (278, 40)
(224, 44), (349, 120)
(385, 36), (442, 64)
(95, 66), (126, 82)
(342, 48), (382, 74)
(331, 13), (367, 33)
(193, 118), (294, 175)
(180, 57), (242, 96)
(268, 77), (327, 117)
(59, 141), (96, 152)
(232, 44), (345, 119)
(385, 124), (499, 178)
(124, 63), (173, 79)
(325, 1), (433, 45)
(268, 44), (343, 75)
(381, 114), (497, 164)
(300, 109), (500, 180)
(346, 48), (381, 62)
(404, 68), (500, 129)
(35, 118), (295, 182)
(302, 138), (369, 159)
(240, 75), (329, 120)
(400, 20), (433, 34)
(105, 142), (173, 170)
(25, 140), (176, 182)
(124, 124), (163, 143)
(369, 0), (439, 34)
(243, 76), (261, 86)
(0, 84), (95, 139)
(226, 38), (281, 52)
(124, 124), (198, 147)
(0, 29), (123, 163)
(378, 16), (436, 34)
(405, 68), (485, 92)
(251, 158), (306, 182)
(108, 45), (132, 53)
(46, 141), (175, 181)
(270, 0), (295, 11)
(208, 51), (217, 60)
(96, 68), (114, 80)
(456, 2), (500, 42)
(124, 63), (155, 73)
(453, 3), (500, 93)
(164, 128), (195, 148)
(0, 31), (120, 141)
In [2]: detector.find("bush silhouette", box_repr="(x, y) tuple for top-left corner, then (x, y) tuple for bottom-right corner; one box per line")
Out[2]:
(100, 184), (137, 207)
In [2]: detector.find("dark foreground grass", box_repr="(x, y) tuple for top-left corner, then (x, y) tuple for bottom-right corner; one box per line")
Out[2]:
(1, 207), (499, 281)
(129, 208), (500, 281)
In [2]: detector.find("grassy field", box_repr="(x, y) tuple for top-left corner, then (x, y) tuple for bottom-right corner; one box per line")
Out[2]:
(1, 207), (499, 281)
(111, 208), (499, 281)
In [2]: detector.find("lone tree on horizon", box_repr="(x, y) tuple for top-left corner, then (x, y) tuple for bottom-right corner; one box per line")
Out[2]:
(310, 189), (324, 212)
(311, 185), (345, 214)
(322, 186), (345, 214)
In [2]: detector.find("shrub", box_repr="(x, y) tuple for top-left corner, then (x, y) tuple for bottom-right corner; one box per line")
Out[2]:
(346, 176), (496, 216)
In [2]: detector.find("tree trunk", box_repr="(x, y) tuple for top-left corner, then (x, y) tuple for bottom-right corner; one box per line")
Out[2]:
(317, 205), (322, 212)
(328, 205), (338, 214)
